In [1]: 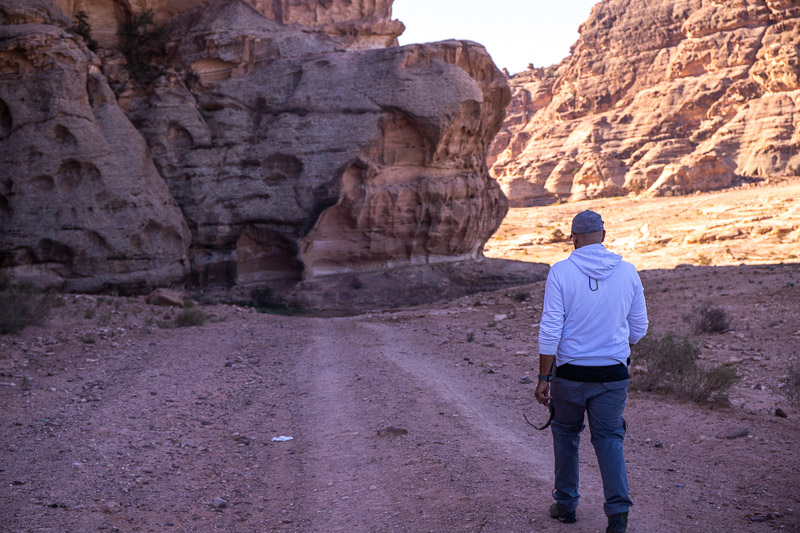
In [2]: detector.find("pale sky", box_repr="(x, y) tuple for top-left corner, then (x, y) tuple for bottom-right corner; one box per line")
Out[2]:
(394, 0), (600, 74)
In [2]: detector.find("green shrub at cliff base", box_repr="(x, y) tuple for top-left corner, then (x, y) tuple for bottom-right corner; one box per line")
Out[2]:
(118, 9), (169, 84)
(0, 280), (52, 335)
(630, 329), (738, 403)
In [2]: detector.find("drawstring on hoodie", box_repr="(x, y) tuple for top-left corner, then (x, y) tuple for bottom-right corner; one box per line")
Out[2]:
(589, 277), (598, 291)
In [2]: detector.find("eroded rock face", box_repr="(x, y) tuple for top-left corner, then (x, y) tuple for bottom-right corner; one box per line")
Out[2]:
(128, 1), (509, 291)
(1, 0), (515, 305)
(490, 0), (800, 206)
(0, 14), (190, 292)
(53, 0), (403, 49)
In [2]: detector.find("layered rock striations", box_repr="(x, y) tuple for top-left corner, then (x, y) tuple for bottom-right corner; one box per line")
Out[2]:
(53, 0), (403, 49)
(490, 0), (800, 206)
(0, 0), (516, 306)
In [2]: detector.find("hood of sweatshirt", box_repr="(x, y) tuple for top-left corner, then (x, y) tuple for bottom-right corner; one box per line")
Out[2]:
(568, 243), (622, 280)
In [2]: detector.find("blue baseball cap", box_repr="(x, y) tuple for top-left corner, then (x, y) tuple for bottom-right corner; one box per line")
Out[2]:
(571, 210), (604, 234)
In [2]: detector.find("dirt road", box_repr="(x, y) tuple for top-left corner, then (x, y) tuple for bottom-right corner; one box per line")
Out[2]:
(3, 280), (799, 531)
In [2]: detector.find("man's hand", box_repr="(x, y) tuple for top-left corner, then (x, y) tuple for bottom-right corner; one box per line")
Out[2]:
(534, 380), (551, 405)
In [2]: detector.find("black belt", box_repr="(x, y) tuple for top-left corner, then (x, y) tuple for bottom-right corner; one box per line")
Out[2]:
(556, 362), (628, 382)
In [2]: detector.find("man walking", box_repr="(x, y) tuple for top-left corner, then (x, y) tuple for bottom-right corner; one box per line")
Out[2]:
(534, 210), (648, 533)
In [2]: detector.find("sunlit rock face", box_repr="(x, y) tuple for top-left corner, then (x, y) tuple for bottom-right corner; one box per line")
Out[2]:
(1, 0), (512, 304)
(0, 3), (191, 292)
(490, 0), (800, 206)
(128, 1), (509, 289)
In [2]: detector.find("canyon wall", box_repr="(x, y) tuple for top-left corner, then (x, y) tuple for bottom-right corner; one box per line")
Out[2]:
(0, 0), (517, 306)
(0, 1), (191, 292)
(490, 0), (800, 206)
(52, 0), (404, 49)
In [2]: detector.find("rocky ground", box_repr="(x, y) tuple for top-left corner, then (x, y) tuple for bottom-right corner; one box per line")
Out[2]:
(2, 181), (800, 532)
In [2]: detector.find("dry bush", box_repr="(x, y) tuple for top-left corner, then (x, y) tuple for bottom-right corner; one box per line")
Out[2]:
(175, 308), (206, 328)
(250, 287), (302, 315)
(0, 280), (52, 335)
(509, 291), (531, 303)
(631, 330), (738, 403)
(549, 228), (569, 243)
(687, 302), (730, 333)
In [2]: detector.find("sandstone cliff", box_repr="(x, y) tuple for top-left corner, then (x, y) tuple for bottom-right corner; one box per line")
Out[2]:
(490, 0), (800, 206)
(128, 0), (509, 293)
(0, 1), (191, 292)
(0, 0), (519, 307)
(53, 0), (403, 49)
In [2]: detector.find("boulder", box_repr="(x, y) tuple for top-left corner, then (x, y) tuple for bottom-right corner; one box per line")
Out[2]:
(145, 288), (184, 307)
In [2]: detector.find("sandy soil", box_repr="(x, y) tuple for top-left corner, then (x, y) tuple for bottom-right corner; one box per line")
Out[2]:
(2, 181), (800, 533)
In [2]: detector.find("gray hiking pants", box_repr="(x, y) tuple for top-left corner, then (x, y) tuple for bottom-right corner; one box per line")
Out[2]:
(550, 377), (632, 516)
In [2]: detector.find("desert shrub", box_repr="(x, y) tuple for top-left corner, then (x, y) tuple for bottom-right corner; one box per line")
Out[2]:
(695, 253), (713, 266)
(118, 9), (169, 83)
(687, 302), (730, 333)
(549, 228), (569, 243)
(174, 307), (207, 328)
(72, 11), (98, 51)
(250, 287), (302, 315)
(251, 287), (279, 309)
(509, 291), (531, 303)
(194, 293), (218, 305)
(630, 330), (738, 403)
(631, 331), (700, 391)
(628, 180), (647, 194)
(0, 283), (52, 335)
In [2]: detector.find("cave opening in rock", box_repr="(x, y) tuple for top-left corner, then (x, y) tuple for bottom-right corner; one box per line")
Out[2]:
(235, 225), (302, 287)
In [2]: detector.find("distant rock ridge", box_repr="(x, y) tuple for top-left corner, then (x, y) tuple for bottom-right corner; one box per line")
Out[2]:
(490, 0), (800, 206)
(52, 0), (404, 49)
(0, 0), (533, 308)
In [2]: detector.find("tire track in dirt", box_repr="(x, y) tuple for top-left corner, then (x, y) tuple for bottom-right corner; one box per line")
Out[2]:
(361, 321), (554, 479)
(274, 317), (601, 531)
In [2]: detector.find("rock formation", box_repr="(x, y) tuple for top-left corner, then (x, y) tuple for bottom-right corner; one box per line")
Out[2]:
(1, 0), (521, 307)
(490, 0), (800, 206)
(0, 1), (191, 292)
(52, 0), (404, 49)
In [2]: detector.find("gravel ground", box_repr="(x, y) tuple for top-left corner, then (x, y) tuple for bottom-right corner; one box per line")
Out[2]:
(2, 181), (799, 532)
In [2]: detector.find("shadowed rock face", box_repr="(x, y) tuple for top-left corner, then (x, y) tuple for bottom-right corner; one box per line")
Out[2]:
(490, 0), (800, 206)
(0, 0), (515, 304)
(0, 16), (191, 292)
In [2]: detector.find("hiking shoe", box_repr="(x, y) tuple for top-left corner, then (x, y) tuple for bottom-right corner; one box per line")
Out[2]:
(549, 502), (577, 524)
(606, 512), (628, 533)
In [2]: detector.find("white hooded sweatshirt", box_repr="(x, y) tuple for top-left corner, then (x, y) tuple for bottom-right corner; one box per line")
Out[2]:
(538, 243), (648, 367)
